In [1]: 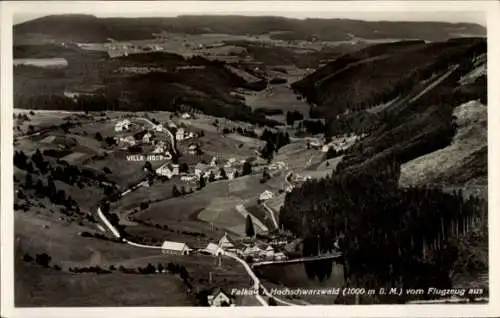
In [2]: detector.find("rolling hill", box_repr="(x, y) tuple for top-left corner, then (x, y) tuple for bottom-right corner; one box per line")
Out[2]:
(14, 14), (486, 44)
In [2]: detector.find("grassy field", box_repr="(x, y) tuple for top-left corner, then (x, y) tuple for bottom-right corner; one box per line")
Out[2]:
(109, 252), (252, 294)
(198, 196), (247, 236)
(197, 131), (258, 161)
(15, 260), (192, 307)
(134, 173), (277, 238)
(15, 212), (159, 269)
(244, 83), (310, 117)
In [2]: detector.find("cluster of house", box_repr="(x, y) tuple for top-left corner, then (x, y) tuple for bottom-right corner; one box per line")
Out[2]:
(309, 139), (331, 153)
(118, 131), (154, 147)
(267, 161), (287, 171)
(309, 134), (367, 153)
(291, 173), (312, 182)
(200, 232), (287, 262)
(175, 127), (196, 141)
(193, 157), (242, 180)
(156, 156), (244, 182)
(158, 232), (292, 307)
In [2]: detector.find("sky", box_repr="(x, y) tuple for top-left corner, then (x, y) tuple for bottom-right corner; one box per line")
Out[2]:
(10, 1), (487, 26)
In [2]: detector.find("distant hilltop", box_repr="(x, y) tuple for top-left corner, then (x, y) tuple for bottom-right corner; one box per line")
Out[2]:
(14, 14), (486, 44)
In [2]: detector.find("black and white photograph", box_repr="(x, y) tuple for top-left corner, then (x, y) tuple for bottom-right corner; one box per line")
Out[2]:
(1, 1), (498, 317)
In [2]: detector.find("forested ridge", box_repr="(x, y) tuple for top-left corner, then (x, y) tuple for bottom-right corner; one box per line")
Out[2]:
(280, 160), (487, 303)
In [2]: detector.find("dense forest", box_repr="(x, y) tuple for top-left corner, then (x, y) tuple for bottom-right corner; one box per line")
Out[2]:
(279, 160), (487, 303)
(292, 38), (485, 119)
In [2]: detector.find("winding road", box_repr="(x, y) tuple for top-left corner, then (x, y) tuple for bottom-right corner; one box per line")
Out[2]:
(135, 117), (178, 156)
(95, 168), (298, 306)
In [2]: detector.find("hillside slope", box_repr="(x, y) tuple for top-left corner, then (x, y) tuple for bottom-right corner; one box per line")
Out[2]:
(288, 38), (487, 181)
(292, 38), (485, 119)
(399, 100), (486, 187)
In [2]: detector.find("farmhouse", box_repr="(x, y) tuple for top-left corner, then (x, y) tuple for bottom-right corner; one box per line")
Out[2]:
(152, 142), (166, 154)
(321, 145), (330, 153)
(262, 245), (275, 258)
(242, 245), (263, 257)
(115, 119), (131, 132)
(176, 128), (185, 141)
(225, 168), (237, 180)
(309, 140), (323, 149)
(119, 136), (136, 146)
(195, 163), (210, 177)
(218, 232), (237, 250)
(180, 175), (197, 182)
(203, 242), (224, 256)
(207, 289), (234, 307)
(161, 241), (191, 255)
(210, 156), (218, 167)
(274, 252), (287, 261)
(188, 144), (200, 155)
(142, 132), (152, 144)
(259, 190), (274, 201)
(224, 157), (237, 168)
(156, 163), (179, 178)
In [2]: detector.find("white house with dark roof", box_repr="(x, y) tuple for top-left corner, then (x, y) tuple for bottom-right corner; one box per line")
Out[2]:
(259, 190), (274, 201)
(203, 242), (224, 256)
(156, 163), (179, 178)
(208, 289), (234, 307)
(115, 119), (131, 132)
(176, 128), (185, 141)
(218, 232), (237, 251)
(161, 241), (191, 255)
(142, 132), (152, 144)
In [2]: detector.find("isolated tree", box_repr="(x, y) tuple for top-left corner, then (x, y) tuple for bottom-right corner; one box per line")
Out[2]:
(24, 173), (33, 188)
(35, 253), (52, 268)
(35, 179), (45, 196)
(208, 171), (216, 183)
(219, 167), (227, 180)
(157, 263), (164, 273)
(172, 185), (181, 197)
(95, 132), (103, 141)
(105, 136), (116, 146)
(242, 161), (252, 176)
(47, 176), (57, 198)
(14, 151), (28, 169)
(180, 163), (189, 173)
(261, 141), (275, 162)
(144, 161), (153, 173)
(261, 168), (271, 183)
(198, 175), (206, 189)
(23, 253), (33, 262)
(245, 215), (255, 237)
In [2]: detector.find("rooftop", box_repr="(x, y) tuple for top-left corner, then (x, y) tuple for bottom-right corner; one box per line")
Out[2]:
(161, 241), (190, 251)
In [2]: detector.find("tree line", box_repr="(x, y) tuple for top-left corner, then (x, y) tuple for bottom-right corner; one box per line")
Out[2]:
(279, 159), (487, 302)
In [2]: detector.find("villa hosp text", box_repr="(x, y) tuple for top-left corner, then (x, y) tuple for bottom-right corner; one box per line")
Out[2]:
(231, 287), (483, 297)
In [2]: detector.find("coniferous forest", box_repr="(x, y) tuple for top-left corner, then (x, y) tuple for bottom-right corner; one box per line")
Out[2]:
(279, 160), (487, 303)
